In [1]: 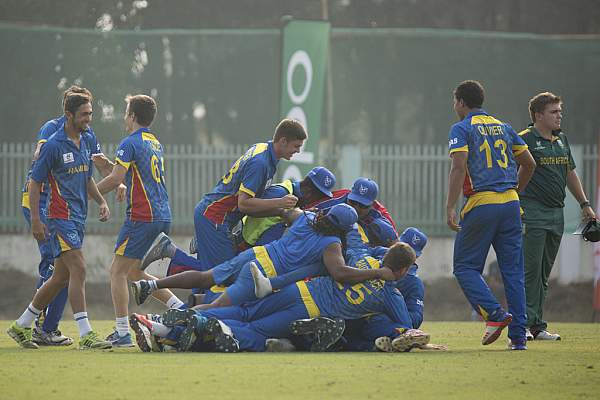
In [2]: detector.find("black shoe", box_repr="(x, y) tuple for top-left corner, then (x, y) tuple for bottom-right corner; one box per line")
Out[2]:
(131, 280), (152, 306)
(140, 232), (173, 271)
(205, 318), (239, 353)
(161, 308), (195, 327)
(289, 317), (345, 352)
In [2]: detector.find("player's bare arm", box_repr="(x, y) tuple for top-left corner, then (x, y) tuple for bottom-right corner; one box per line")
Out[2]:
(96, 164), (127, 195)
(87, 177), (110, 222)
(237, 191), (298, 217)
(566, 169), (596, 220)
(446, 151), (467, 231)
(514, 149), (536, 194)
(28, 179), (47, 241)
(322, 242), (395, 283)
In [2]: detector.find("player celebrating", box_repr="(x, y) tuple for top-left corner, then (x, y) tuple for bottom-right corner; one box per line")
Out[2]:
(191, 118), (306, 272)
(7, 92), (113, 349)
(21, 86), (125, 346)
(96, 95), (183, 347)
(445, 80), (536, 350)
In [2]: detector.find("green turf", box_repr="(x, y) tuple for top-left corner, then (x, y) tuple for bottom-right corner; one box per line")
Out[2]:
(1, 321), (599, 399)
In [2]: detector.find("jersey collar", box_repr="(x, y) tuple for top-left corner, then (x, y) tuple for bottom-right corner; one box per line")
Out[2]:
(267, 140), (278, 167)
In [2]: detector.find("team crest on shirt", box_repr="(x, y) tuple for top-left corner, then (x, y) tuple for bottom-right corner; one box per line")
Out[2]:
(359, 184), (369, 195)
(63, 152), (75, 164)
(557, 139), (564, 148)
(534, 141), (544, 150)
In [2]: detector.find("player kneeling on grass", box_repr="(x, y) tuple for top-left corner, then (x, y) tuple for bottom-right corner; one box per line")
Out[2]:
(130, 242), (429, 353)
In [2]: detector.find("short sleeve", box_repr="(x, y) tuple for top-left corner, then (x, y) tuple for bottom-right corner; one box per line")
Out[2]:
(448, 124), (469, 155)
(31, 140), (58, 183)
(239, 158), (268, 197)
(506, 124), (528, 156)
(88, 129), (102, 155)
(115, 137), (136, 170)
(259, 184), (289, 200)
(37, 120), (60, 143)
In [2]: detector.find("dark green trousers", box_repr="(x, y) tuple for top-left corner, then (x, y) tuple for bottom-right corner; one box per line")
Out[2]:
(521, 200), (564, 332)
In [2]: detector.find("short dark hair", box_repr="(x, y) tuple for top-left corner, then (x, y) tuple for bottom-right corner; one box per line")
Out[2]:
(454, 80), (485, 109)
(126, 94), (157, 127)
(273, 118), (307, 142)
(383, 242), (416, 273)
(64, 93), (91, 115)
(529, 92), (561, 123)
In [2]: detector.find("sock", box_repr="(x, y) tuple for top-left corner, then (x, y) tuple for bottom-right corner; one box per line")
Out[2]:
(74, 312), (92, 337)
(115, 316), (129, 337)
(16, 303), (42, 328)
(148, 280), (158, 291)
(166, 295), (185, 309)
(149, 321), (172, 337)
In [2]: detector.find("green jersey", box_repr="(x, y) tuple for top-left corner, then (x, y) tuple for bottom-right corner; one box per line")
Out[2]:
(519, 126), (575, 208)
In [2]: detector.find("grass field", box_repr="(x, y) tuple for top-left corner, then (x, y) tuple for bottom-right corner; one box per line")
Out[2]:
(1, 321), (599, 400)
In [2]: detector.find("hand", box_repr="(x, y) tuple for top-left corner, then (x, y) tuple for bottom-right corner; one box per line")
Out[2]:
(116, 184), (127, 202)
(91, 153), (112, 169)
(279, 194), (298, 209)
(98, 202), (110, 222)
(446, 207), (460, 232)
(582, 205), (596, 221)
(31, 219), (48, 242)
(377, 266), (396, 281)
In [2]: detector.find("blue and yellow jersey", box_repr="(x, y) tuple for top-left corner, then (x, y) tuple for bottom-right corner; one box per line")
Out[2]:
(303, 255), (409, 322)
(254, 212), (340, 278)
(115, 128), (171, 222)
(448, 109), (527, 197)
(23, 116), (68, 208)
(197, 141), (278, 227)
(31, 127), (100, 224)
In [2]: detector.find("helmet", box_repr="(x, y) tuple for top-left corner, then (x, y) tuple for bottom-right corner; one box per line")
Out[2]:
(574, 219), (600, 242)
(326, 203), (358, 232)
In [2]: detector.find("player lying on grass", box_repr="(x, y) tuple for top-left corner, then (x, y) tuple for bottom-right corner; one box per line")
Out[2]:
(132, 204), (399, 309)
(129, 242), (429, 352)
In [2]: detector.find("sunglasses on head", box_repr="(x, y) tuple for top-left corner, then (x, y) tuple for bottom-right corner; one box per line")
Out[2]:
(349, 199), (371, 209)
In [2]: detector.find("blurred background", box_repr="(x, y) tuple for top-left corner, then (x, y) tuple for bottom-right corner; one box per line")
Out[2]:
(1, 0), (599, 321)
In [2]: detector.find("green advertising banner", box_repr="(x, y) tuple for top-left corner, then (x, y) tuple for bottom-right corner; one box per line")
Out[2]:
(279, 19), (330, 180)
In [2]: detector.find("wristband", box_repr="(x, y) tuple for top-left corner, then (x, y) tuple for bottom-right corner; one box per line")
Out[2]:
(580, 201), (591, 209)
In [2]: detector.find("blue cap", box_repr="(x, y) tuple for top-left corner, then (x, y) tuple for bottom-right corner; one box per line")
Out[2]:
(307, 167), (336, 197)
(326, 203), (358, 232)
(348, 178), (379, 206)
(370, 219), (399, 246)
(400, 227), (428, 257)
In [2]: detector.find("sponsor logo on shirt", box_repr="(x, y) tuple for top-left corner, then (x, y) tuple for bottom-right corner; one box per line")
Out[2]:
(63, 152), (75, 164)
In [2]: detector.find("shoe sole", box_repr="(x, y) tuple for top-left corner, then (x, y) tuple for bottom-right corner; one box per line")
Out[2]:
(392, 331), (431, 352)
(140, 232), (170, 271)
(177, 323), (198, 352)
(206, 318), (239, 353)
(482, 314), (513, 345)
(289, 317), (345, 352)
(162, 308), (196, 327)
(375, 336), (393, 352)
(129, 315), (153, 352)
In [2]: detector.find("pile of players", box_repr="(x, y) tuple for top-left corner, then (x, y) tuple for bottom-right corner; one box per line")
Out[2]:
(7, 85), (434, 353)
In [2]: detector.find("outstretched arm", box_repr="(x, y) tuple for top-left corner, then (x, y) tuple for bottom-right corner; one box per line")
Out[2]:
(446, 152), (467, 232)
(322, 243), (395, 283)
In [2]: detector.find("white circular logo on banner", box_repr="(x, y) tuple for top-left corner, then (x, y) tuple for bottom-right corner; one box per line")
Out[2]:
(287, 50), (313, 105)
